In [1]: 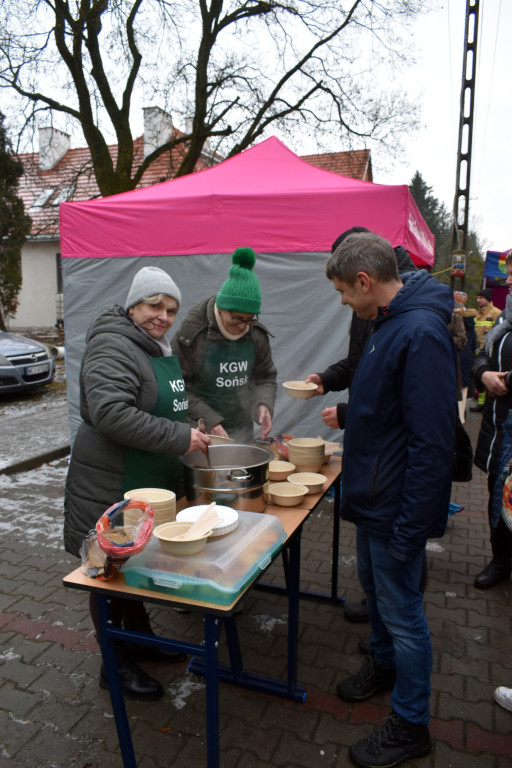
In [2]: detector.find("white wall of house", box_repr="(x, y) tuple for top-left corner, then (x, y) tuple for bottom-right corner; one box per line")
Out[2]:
(10, 240), (60, 329)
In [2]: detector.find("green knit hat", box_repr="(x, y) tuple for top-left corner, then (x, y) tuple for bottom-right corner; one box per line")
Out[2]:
(216, 247), (261, 314)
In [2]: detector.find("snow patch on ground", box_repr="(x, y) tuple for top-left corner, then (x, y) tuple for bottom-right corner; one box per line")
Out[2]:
(0, 461), (68, 547)
(252, 614), (287, 633)
(167, 676), (205, 710)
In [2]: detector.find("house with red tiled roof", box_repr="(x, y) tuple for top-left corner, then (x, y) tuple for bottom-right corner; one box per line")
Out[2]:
(11, 109), (372, 328)
(301, 149), (373, 182)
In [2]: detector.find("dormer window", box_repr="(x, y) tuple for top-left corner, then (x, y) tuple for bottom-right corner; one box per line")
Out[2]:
(30, 187), (56, 209)
(50, 184), (76, 205)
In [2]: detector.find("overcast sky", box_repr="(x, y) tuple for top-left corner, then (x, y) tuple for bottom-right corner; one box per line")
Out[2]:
(377, 0), (510, 254)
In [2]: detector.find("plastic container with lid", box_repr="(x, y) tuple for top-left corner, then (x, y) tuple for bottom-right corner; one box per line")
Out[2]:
(121, 510), (286, 605)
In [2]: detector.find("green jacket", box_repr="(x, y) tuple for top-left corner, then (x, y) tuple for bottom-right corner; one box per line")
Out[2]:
(171, 296), (277, 440)
(64, 305), (191, 557)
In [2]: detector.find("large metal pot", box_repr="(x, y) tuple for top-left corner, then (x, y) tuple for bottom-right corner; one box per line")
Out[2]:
(180, 444), (273, 512)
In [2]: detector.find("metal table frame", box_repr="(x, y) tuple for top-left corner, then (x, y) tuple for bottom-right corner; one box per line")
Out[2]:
(63, 458), (342, 768)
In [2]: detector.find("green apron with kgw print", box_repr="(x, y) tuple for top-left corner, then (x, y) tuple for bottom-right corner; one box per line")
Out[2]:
(195, 337), (255, 442)
(122, 355), (188, 496)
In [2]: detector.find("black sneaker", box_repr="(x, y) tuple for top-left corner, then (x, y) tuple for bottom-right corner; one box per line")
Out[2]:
(337, 656), (396, 702)
(358, 637), (371, 655)
(344, 598), (370, 623)
(349, 711), (432, 768)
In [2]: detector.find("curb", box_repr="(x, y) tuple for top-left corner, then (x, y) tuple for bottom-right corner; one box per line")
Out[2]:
(0, 445), (70, 475)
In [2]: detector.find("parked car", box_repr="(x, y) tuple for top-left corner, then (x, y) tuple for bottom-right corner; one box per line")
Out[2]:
(0, 331), (55, 394)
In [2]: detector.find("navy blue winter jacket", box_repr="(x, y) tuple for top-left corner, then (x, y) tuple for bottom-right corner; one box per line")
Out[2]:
(341, 270), (458, 562)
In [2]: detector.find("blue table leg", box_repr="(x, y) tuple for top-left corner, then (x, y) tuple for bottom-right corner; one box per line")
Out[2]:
(285, 532), (301, 695)
(331, 475), (342, 602)
(189, 536), (306, 703)
(96, 596), (137, 768)
(204, 615), (221, 768)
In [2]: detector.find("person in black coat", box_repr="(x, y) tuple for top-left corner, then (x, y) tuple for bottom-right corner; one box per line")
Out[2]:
(454, 291), (477, 423)
(473, 258), (512, 589)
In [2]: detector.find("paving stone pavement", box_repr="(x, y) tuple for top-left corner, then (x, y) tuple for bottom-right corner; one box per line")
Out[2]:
(0, 409), (511, 767)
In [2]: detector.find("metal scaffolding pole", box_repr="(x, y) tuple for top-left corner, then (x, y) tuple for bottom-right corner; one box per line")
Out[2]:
(451, 0), (480, 290)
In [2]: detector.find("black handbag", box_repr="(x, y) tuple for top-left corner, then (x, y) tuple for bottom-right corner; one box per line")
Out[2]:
(453, 416), (473, 482)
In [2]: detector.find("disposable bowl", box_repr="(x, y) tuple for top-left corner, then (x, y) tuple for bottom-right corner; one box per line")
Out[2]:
(269, 482), (309, 507)
(287, 437), (325, 452)
(124, 487), (176, 526)
(282, 381), (318, 399)
(287, 472), (327, 494)
(153, 521), (210, 556)
(268, 460), (296, 481)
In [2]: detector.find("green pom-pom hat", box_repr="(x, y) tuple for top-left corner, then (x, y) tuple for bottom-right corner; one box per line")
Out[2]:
(216, 247), (261, 315)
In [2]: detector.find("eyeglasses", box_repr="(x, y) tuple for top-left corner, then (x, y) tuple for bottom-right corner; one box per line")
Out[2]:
(228, 312), (259, 325)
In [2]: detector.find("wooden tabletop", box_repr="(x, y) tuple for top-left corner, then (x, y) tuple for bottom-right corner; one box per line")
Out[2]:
(63, 457), (341, 613)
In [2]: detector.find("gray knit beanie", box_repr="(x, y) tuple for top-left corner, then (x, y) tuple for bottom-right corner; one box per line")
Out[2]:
(126, 266), (181, 309)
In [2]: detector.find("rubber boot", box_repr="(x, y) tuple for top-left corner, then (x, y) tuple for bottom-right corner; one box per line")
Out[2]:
(99, 641), (164, 701)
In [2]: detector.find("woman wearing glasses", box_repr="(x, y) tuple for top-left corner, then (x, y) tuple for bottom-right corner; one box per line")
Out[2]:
(172, 247), (277, 444)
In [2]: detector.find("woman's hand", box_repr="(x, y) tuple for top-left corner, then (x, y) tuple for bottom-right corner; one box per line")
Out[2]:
(321, 406), (339, 429)
(258, 405), (272, 439)
(187, 428), (211, 454)
(210, 424), (229, 438)
(305, 373), (324, 395)
(482, 370), (509, 398)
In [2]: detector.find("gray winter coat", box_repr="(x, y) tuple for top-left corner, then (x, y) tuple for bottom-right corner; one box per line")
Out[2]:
(64, 306), (191, 557)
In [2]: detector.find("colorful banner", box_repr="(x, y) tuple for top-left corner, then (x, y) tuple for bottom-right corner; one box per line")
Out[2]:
(484, 250), (511, 279)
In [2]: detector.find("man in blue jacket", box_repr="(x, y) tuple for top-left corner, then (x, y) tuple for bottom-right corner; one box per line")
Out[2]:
(328, 232), (457, 768)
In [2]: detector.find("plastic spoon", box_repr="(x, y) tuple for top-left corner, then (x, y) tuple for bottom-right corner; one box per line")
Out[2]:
(172, 503), (221, 540)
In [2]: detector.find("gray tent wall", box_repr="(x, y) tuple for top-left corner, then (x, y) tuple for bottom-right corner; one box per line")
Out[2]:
(62, 250), (350, 446)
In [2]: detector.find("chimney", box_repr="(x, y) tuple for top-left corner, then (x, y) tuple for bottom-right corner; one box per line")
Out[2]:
(143, 106), (174, 158)
(39, 127), (71, 170)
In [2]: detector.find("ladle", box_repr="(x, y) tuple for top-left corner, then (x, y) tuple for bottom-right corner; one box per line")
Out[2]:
(198, 417), (212, 467)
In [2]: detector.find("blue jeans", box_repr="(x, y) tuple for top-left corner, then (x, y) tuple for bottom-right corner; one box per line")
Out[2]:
(356, 528), (432, 725)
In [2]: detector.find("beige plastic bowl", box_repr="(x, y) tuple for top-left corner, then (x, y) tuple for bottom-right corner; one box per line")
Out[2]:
(268, 460), (296, 481)
(153, 521), (210, 555)
(124, 487), (176, 526)
(287, 472), (327, 494)
(269, 482), (308, 507)
(287, 437), (325, 452)
(282, 381), (318, 399)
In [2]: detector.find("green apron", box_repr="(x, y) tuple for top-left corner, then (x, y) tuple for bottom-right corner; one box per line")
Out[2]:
(195, 337), (255, 442)
(122, 355), (188, 496)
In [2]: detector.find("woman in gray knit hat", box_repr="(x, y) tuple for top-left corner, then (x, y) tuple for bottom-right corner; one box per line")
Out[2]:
(64, 266), (210, 701)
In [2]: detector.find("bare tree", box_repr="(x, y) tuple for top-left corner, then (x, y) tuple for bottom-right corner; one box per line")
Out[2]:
(0, 0), (427, 196)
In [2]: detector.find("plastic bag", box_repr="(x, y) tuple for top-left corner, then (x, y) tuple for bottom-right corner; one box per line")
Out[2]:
(80, 498), (154, 579)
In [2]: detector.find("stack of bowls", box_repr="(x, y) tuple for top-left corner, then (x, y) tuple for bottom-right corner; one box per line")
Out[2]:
(123, 487), (176, 527)
(287, 438), (325, 473)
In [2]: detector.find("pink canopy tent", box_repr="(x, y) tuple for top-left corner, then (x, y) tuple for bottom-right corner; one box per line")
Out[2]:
(60, 136), (434, 442)
(60, 136), (434, 267)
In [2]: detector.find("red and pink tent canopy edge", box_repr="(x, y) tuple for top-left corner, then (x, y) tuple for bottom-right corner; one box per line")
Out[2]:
(60, 136), (434, 267)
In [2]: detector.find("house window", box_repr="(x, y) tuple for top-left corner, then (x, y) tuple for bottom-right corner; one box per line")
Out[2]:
(56, 253), (64, 327)
(56, 253), (63, 293)
(50, 183), (76, 206)
(30, 187), (56, 209)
